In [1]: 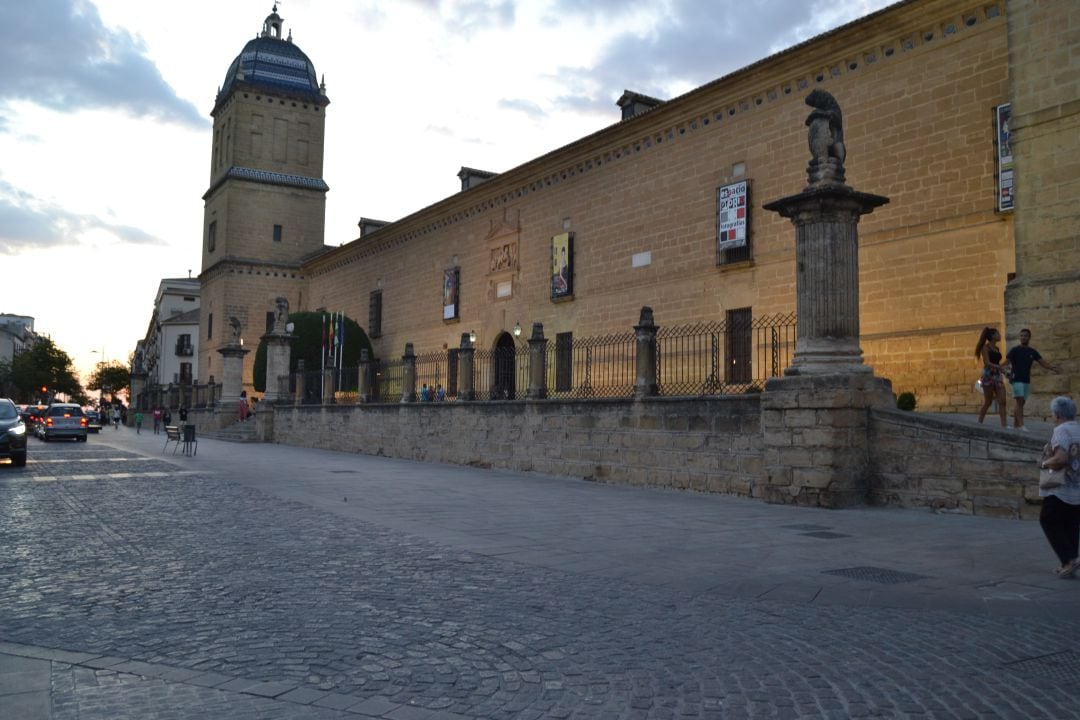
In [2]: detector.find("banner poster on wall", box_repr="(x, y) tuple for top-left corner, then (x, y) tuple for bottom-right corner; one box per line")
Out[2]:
(717, 180), (749, 250)
(550, 232), (573, 300)
(995, 103), (1013, 213)
(442, 267), (460, 320)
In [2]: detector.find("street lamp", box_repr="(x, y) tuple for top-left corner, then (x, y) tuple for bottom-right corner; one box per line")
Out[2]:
(90, 347), (106, 408)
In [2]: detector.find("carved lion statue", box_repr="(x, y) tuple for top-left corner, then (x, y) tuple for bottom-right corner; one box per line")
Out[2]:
(805, 89), (846, 168)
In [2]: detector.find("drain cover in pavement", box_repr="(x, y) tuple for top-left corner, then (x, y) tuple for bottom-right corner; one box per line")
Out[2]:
(1005, 651), (1080, 682)
(782, 524), (833, 531)
(823, 566), (930, 584)
(801, 531), (851, 539)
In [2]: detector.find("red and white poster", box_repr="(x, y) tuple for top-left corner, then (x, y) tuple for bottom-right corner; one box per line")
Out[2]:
(717, 180), (749, 250)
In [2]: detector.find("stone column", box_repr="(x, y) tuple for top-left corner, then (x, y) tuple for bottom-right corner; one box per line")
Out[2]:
(757, 90), (894, 508)
(294, 361), (305, 406)
(456, 333), (476, 401)
(357, 349), (371, 403)
(526, 323), (548, 400)
(261, 333), (293, 404)
(764, 189), (887, 375)
(207, 376), (217, 408)
(217, 344), (250, 407)
(401, 343), (417, 403)
(634, 306), (659, 399)
(322, 368), (335, 405)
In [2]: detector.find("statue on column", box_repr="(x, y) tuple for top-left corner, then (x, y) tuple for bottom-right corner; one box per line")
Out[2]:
(228, 316), (242, 345)
(273, 296), (290, 334)
(805, 89), (846, 187)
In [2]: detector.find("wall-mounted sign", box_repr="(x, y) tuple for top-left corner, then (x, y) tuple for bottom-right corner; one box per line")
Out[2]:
(717, 180), (749, 250)
(551, 232), (574, 300)
(443, 267), (460, 320)
(995, 103), (1013, 213)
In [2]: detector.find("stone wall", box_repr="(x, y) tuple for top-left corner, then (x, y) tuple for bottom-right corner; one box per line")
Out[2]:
(271, 397), (764, 494)
(868, 407), (1043, 519)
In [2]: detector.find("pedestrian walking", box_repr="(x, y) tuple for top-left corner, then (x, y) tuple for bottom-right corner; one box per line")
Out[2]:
(179, 406), (189, 427)
(1006, 328), (1060, 431)
(163, 408), (172, 427)
(134, 410), (143, 434)
(111, 406), (121, 429)
(1038, 396), (1080, 579)
(975, 326), (1008, 428)
(153, 407), (162, 434)
(238, 391), (250, 422)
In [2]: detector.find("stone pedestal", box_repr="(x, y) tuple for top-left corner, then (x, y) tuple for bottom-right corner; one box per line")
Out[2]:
(764, 186), (887, 375)
(760, 373), (893, 507)
(217, 344), (250, 406)
(526, 323), (547, 400)
(634, 306), (659, 398)
(261, 332), (293, 403)
(130, 370), (147, 411)
(456, 334), (476, 401)
(401, 343), (417, 403)
(357, 350), (371, 403)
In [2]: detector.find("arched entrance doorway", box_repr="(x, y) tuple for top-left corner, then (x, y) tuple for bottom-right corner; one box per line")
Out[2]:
(491, 332), (516, 400)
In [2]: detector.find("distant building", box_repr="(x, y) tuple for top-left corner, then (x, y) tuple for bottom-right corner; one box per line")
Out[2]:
(137, 279), (201, 389)
(0, 314), (37, 366)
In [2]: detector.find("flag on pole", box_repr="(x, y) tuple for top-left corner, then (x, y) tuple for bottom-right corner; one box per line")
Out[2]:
(338, 313), (345, 365)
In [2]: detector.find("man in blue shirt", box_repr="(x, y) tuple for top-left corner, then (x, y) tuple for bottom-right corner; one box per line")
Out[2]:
(1006, 328), (1059, 431)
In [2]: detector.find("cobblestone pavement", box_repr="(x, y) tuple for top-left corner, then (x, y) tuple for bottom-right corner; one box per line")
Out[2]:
(2, 436), (1080, 719)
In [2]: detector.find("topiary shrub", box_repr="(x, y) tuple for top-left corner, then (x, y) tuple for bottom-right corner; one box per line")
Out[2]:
(252, 312), (373, 392)
(896, 391), (917, 412)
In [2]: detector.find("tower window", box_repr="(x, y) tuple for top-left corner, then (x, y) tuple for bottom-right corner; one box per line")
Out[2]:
(208, 221), (217, 252)
(207, 313), (213, 340)
(273, 224), (283, 243)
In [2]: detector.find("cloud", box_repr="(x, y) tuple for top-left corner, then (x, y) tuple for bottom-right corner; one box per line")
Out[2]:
(497, 98), (547, 119)
(549, 0), (894, 112)
(398, 0), (516, 33)
(0, 0), (205, 128)
(0, 179), (163, 254)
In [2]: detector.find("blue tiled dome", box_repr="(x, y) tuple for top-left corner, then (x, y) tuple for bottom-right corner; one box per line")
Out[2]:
(215, 9), (326, 111)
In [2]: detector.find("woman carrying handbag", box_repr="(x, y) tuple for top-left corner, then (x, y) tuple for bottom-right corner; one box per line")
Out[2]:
(1039, 396), (1080, 578)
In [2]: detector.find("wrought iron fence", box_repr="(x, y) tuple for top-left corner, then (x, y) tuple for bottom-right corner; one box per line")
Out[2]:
(288, 313), (796, 403)
(656, 313), (796, 395)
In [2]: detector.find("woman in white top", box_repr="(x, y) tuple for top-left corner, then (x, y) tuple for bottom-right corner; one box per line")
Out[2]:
(1039, 396), (1080, 578)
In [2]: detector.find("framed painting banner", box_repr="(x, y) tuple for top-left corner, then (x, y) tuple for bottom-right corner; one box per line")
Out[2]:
(717, 180), (749, 250)
(442, 267), (460, 321)
(551, 232), (574, 300)
(995, 103), (1013, 213)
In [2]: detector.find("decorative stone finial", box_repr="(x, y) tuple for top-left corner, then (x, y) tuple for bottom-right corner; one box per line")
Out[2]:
(805, 90), (846, 188)
(637, 306), (655, 328)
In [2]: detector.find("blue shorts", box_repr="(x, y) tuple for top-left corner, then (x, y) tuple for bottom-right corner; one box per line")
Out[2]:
(1011, 381), (1030, 399)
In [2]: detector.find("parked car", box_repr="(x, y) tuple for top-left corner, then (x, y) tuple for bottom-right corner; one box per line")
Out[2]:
(84, 409), (102, 433)
(0, 398), (28, 467)
(41, 403), (88, 442)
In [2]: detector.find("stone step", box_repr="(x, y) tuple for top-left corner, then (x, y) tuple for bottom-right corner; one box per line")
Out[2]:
(200, 421), (258, 443)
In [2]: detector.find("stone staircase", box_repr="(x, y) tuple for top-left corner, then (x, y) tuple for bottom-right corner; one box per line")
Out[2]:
(199, 419), (258, 443)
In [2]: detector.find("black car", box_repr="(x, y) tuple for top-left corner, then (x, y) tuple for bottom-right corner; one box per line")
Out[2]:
(0, 398), (28, 467)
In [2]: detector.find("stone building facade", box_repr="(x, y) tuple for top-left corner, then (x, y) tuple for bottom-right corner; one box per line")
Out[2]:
(178, 0), (1074, 417)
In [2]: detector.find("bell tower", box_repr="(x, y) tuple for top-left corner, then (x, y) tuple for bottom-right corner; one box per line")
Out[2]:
(198, 5), (330, 393)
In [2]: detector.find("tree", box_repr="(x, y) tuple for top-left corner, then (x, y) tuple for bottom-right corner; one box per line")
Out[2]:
(87, 362), (131, 403)
(8, 337), (87, 404)
(252, 312), (372, 392)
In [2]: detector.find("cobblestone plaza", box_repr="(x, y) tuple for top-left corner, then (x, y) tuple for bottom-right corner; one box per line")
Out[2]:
(2, 431), (1078, 719)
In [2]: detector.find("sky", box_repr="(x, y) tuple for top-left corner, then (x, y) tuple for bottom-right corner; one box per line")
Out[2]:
(0, 0), (897, 383)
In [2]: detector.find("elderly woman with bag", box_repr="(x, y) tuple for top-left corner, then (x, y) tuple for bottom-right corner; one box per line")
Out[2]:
(1038, 396), (1080, 578)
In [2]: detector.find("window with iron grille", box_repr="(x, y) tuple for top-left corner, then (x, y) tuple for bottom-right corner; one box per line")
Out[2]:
(555, 332), (573, 392)
(179, 362), (193, 384)
(725, 308), (752, 384)
(369, 290), (382, 338)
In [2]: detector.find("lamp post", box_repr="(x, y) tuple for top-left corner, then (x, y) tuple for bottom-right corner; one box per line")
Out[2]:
(90, 347), (106, 409)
